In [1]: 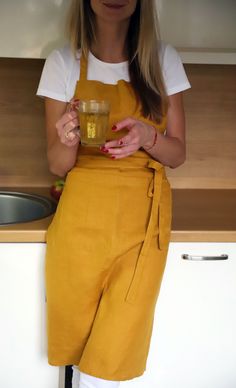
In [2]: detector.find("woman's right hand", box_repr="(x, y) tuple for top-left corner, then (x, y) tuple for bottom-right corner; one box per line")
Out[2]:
(56, 100), (80, 147)
(45, 98), (81, 176)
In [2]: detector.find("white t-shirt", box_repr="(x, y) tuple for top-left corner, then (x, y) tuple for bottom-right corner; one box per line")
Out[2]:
(37, 42), (190, 102)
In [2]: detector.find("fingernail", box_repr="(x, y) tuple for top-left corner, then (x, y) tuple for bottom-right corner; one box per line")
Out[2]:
(111, 156), (116, 160)
(112, 125), (117, 131)
(100, 146), (109, 153)
(119, 140), (123, 146)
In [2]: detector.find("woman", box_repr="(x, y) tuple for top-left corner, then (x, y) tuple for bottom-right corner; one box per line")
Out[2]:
(37, 1), (190, 387)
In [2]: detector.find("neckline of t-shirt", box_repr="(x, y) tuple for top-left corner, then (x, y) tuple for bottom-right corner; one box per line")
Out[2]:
(88, 51), (128, 67)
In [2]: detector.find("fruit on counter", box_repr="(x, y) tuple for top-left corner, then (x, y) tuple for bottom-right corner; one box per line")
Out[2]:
(50, 179), (65, 200)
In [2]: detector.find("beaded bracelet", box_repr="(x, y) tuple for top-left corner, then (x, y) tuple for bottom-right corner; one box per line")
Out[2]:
(144, 127), (158, 151)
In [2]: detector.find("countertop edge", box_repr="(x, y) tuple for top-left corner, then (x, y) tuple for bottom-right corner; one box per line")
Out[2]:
(1, 230), (236, 243)
(0, 230), (47, 243)
(171, 230), (236, 243)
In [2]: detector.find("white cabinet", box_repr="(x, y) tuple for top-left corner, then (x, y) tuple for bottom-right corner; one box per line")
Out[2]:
(158, 0), (236, 64)
(0, 0), (68, 58)
(0, 0), (235, 63)
(4, 242), (235, 388)
(121, 243), (236, 388)
(0, 243), (59, 388)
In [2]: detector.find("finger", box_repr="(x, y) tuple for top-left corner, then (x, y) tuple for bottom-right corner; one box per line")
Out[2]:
(111, 149), (135, 159)
(63, 127), (80, 142)
(109, 144), (137, 157)
(103, 133), (135, 149)
(57, 111), (78, 129)
(64, 130), (79, 141)
(67, 98), (80, 113)
(112, 117), (136, 132)
(102, 139), (122, 149)
(58, 117), (79, 137)
(117, 133), (134, 146)
(112, 153), (131, 159)
(74, 128), (80, 137)
(61, 128), (80, 146)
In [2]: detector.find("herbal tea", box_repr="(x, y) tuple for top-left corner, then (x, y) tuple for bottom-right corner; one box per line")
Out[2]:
(78, 100), (110, 146)
(79, 111), (109, 146)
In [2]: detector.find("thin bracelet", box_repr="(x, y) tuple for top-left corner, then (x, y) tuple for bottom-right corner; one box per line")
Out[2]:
(144, 127), (158, 151)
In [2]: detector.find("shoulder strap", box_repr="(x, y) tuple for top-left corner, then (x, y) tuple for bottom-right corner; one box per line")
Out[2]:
(79, 53), (88, 81)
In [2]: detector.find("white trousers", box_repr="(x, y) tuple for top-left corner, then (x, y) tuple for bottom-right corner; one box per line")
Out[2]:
(72, 366), (120, 388)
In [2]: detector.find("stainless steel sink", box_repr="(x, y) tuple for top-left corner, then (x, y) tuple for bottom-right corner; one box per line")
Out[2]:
(0, 191), (57, 225)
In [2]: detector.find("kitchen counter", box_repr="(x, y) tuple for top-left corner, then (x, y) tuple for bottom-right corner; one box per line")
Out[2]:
(0, 188), (235, 243)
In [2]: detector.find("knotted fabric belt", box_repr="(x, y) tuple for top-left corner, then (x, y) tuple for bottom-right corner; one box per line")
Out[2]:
(125, 159), (165, 304)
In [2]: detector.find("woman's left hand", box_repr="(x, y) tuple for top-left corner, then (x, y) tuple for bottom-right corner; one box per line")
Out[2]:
(100, 117), (156, 159)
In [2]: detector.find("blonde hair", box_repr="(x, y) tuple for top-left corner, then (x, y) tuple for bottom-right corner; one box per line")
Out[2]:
(67, 0), (167, 122)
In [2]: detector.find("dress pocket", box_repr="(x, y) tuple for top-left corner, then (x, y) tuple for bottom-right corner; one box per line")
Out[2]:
(158, 179), (172, 250)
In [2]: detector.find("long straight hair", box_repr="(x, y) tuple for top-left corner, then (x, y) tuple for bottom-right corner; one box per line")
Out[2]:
(67, 0), (168, 122)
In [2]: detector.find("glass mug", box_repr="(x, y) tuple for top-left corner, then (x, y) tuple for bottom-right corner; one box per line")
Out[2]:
(77, 100), (110, 146)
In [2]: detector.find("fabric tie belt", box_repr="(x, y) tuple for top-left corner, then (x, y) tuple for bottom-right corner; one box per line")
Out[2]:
(125, 159), (165, 304)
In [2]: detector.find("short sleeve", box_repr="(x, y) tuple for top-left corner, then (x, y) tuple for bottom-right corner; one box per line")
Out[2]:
(36, 49), (68, 102)
(161, 43), (191, 96)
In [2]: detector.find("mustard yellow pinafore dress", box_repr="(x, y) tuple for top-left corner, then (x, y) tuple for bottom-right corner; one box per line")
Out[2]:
(45, 55), (172, 381)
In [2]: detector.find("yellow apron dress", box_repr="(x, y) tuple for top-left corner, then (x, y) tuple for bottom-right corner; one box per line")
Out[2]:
(45, 54), (172, 381)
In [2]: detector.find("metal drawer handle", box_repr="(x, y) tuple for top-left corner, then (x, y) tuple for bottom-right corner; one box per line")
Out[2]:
(182, 254), (228, 261)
